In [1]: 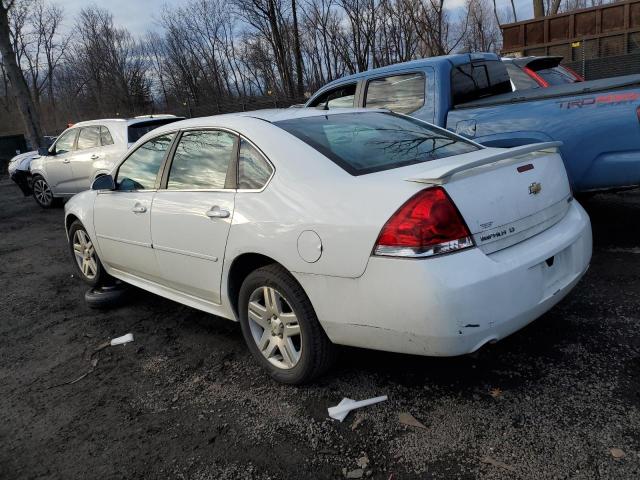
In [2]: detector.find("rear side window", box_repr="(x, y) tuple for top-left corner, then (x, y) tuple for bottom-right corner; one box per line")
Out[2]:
(77, 126), (101, 150)
(238, 139), (273, 189)
(128, 118), (181, 144)
(365, 73), (425, 114)
(167, 130), (236, 190)
(308, 84), (356, 109)
(451, 60), (511, 105)
(100, 126), (114, 145)
(116, 134), (175, 190)
(275, 112), (479, 176)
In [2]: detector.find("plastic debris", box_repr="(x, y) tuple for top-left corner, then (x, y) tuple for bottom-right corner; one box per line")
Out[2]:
(398, 412), (427, 429)
(110, 333), (134, 346)
(328, 395), (387, 422)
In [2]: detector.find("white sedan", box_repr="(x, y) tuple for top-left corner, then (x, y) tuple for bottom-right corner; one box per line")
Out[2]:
(64, 108), (592, 384)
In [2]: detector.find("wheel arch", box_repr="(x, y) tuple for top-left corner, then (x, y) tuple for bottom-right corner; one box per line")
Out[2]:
(226, 252), (286, 320)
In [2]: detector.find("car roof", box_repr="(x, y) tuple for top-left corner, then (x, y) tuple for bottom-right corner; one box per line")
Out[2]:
(68, 115), (180, 129)
(147, 107), (386, 132)
(317, 53), (500, 90)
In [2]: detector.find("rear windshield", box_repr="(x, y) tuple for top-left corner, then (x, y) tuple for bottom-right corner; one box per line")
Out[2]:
(535, 66), (580, 85)
(274, 112), (479, 175)
(128, 118), (181, 143)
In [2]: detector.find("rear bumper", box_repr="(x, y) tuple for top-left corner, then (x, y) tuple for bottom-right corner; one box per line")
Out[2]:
(295, 200), (592, 356)
(10, 170), (32, 196)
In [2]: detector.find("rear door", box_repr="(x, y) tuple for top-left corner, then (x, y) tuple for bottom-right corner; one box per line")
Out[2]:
(45, 128), (77, 194)
(94, 133), (176, 282)
(150, 129), (237, 304)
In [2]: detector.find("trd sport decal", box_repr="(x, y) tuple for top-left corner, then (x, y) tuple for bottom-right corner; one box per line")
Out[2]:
(557, 92), (640, 109)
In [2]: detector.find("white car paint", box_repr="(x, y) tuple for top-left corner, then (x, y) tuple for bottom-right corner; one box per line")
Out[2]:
(30, 115), (180, 198)
(64, 108), (592, 357)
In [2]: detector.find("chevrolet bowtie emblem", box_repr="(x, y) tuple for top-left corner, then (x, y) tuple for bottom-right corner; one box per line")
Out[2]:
(529, 182), (542, 195)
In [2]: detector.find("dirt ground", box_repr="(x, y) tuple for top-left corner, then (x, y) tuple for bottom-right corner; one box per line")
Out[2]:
(1, 177), (639, 480)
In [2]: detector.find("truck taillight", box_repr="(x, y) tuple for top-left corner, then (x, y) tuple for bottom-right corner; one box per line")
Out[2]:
(523, 67), (550, 88)
(373, 187), (474, 258)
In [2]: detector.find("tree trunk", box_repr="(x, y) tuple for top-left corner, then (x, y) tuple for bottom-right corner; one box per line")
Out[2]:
(291, 0), (304, 98)
(0, 2), (44, 149)
(533, 0), (545, 18)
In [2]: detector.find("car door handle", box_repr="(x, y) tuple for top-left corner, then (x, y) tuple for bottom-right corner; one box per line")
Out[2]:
(131, 204), (147, 214)
(205, 206), (230, 219)
(91, 154), (99, 160)
(62, 158), (70, 163)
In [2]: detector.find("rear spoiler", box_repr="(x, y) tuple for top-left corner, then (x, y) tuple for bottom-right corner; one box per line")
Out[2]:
(406, 141), (563, 185)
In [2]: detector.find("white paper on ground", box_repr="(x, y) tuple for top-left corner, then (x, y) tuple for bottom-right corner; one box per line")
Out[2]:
(110, 333), (134, 346)
(328, 395), (388, 422)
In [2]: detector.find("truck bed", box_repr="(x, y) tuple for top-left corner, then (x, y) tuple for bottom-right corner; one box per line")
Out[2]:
(456, 74), (640, 109)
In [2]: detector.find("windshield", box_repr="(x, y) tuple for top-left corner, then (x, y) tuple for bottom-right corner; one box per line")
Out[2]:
(535, 66), (580, 85)
(274, 112), (479, 175)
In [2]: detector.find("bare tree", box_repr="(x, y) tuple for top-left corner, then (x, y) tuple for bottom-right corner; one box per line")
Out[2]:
(0, 0), (44, 147)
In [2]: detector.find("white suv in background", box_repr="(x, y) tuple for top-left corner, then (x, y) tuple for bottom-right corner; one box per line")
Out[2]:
(29, 115), (182, 207)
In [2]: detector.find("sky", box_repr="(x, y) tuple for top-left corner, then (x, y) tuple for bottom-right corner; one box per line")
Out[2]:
(60, 0), (534, 36)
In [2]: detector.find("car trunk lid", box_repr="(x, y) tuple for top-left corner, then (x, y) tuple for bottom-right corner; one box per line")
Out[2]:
(406, 142), (572, 254)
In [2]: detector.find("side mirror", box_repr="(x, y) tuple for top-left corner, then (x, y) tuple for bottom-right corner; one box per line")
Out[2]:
(38, 147), (49, 156)
(91, 174), (116, 191)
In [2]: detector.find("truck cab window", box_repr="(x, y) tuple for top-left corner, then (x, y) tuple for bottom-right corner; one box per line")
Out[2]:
(451, 61), (511, 105)
(365, 73), (425, 114)
(309, 84), (357, 109)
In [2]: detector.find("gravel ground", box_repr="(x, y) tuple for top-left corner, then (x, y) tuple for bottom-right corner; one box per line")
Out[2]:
(1, 177), (639, 480)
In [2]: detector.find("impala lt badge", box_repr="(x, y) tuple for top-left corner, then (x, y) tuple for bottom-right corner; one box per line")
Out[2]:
(529, 182), (542, 195)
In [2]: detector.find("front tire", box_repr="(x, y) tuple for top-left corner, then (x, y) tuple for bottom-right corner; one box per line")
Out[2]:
(238, 264), (337, 384)
(68, 220), (108, 287)
(32, 175), (56, 208)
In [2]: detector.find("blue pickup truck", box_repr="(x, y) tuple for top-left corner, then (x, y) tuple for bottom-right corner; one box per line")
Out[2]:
(305, 53), (640, 192)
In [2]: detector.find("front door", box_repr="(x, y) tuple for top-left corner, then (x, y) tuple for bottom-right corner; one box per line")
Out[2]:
(45, 128), (77, 194)
(94, 133), (176, 282)
(150, 129), (237, 304)
(69, 125), (102, 193)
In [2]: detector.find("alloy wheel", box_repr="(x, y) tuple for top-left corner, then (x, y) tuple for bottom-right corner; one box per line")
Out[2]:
(247, 286), (302, 370)
(33, 178), (53, 206)
(72, 229), (98, 280)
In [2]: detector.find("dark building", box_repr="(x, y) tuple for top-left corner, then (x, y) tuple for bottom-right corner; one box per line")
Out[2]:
(501, 0), (640, 79)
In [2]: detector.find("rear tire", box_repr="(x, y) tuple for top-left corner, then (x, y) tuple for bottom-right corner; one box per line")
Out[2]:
(238, 264), (337, 384)
(68, 220), (109, 288)
(32, 175), (56, 208)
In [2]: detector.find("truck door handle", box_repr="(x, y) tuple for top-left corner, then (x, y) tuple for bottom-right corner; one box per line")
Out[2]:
(91, 154), (99, 160)
(131, 204), (147, 214)
(205, 206), (230, 218)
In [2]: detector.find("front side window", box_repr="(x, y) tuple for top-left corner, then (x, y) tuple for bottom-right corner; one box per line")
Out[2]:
(53, 129), (77, 154)
(77, 126), (101, 150)
(116, 133), (175, 191)
(365, 73), (425, 114)
(238, 139), (273, 189)
(275, 112), (479, 176)
(451, 60), (511, 105)
(309, 84), (357, 109)
(167, 130), (236, 190)
(100, 126), (114, 145)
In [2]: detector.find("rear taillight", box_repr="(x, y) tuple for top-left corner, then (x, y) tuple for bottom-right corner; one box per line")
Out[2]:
(373, 187), (474, 258)
(523, 67), (550, 88)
